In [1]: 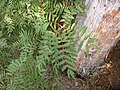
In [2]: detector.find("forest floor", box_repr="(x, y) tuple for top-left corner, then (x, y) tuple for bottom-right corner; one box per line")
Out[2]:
(54, 40), (120, 90)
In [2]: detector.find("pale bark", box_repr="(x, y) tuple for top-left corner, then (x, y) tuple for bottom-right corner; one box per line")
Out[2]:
(76, 0), (120, 77)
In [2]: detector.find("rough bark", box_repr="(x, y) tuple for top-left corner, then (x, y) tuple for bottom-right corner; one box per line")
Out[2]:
(76, 0), (120, 77)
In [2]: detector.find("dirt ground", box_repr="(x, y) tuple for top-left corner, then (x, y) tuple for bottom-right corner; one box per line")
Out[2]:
(55, 40), (120, 90)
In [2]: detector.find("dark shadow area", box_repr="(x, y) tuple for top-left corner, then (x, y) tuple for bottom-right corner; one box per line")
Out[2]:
(94, 40), (120, 90)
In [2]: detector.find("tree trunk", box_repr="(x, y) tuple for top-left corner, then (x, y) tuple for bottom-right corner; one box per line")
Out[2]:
(76, 0), (120, 78)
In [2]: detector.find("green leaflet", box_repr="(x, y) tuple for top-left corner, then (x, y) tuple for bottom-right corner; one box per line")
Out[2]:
(78, 40), (84, 53)
(57, 60), (66, 67)
(67, 69), (75, 78)
(91, 44), (101, 50)
(80, 26), (87, 37)
(84, 32), (92, 40)
(88, 38), (97, 43)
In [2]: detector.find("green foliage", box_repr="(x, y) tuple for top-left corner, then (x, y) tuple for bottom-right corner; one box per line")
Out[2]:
(0, 0), (89, 90)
